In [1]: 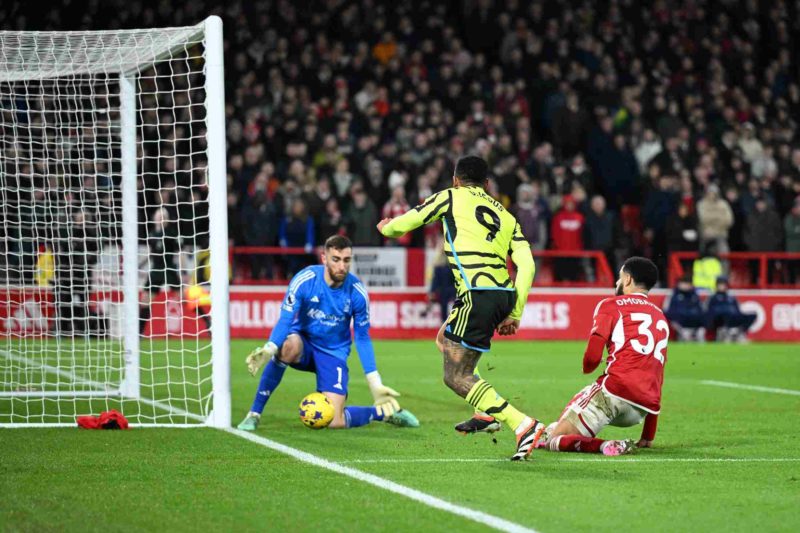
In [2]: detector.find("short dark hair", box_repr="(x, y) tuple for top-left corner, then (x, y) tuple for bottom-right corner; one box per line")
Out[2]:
(324, 235), (352, 250)
(454, 155), (488, 185)
(621, 256), (659, 291)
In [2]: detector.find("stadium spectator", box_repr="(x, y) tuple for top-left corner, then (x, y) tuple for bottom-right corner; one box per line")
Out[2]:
(567, 154), (595, 197)
(643, 175), (679, 280)
(54, 211), (98, 336)
(634, 129), (662, 174)
(665, 277), (706, 343)
(303, 177), (333, 223)
(697, 184), (734, 255)
(724, 186), (747, 252)
(786, 198), (800, 283)
(345, 184), (380, 246)
(35, 245), (55, 288)
(372, 32), (397, 65)
(737, 123), (764, 164)
(331, 159), (358, 202)
(693, 244), (724, 293)
(512, 183), (548, 250)
(550, 195), (584, 282)
(242, 189), (279, 280)
(666, 203), (700, 253)
(552, 92), (589, 159)
(428, 251), (456, 324)
(652, 138), (685, 178)
(706, 277), (757, 343)
(382, 186), (412, 247)
(279, 198), (315, 277)
(139, 208), (181, 335)
(319, 198), (346, 242)
(744, 197), (784, 283)
(584, 195), (618, 275)
(12, 187), (48, 284)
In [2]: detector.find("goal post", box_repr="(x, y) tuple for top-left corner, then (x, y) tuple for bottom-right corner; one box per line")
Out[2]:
(0, 16), (230, 427)
(204, 16), (231, 429)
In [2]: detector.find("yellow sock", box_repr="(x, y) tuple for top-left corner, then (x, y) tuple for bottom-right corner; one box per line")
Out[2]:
(472, 370), (483, 415)
(465, 379), (526, 430)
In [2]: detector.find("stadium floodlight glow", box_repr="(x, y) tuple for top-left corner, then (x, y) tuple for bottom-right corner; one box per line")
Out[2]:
(0, 16), (230, 427)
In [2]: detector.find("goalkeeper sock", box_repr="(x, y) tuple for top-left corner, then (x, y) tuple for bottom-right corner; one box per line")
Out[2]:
(249, 357), (287, 414)
(344, 406), (384, 428)
(465, 379), (527, 431)
(548, 434), (604, 454)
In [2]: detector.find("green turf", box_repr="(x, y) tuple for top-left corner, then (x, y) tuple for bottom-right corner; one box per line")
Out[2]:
(0, 338), (212, 423)
(2, 340), (799, 532)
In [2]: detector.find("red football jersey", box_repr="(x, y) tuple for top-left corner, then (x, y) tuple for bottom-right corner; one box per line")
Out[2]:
(590, 293), (668, 413)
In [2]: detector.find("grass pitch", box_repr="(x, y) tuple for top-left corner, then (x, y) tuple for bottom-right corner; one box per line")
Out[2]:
(2, 340), (799, 532)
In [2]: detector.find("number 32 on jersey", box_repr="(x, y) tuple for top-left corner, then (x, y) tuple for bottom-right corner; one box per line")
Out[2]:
(629, 312), (668, 364)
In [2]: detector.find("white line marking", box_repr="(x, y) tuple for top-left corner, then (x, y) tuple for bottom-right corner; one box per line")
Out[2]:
(223, 428), (538, 533)
(0, 349), (114, 392)
(339, 457), (800, 464)
(700, 380), (800, 396)
(0, 349), (206, 424)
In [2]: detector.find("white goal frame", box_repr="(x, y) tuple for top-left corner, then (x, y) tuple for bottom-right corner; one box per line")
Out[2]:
(0, 16), (230, 428)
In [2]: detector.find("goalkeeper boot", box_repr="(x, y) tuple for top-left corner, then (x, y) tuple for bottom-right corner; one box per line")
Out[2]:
(385, 409), (420, 428)
(455, 413), (501, 435)
(237, 412), (261, 432)
(601, 439), (635, 457)
(511, 418), (546, 461)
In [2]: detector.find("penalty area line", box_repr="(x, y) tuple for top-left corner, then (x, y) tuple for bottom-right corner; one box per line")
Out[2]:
(700, 380), (800, 396)
(222, 427), (538, 533)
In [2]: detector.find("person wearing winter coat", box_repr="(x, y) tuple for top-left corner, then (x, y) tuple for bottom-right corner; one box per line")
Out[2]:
(696, 184), (733, 254)
(665, 277), (706, 342)
(743, 196), (784, 284)
(785, 197), (800, 283)
(550, 195), (585, 281)
(706, 277), (757, 342)
(744, 197), (783, 252)
(665, 203), (699, 252)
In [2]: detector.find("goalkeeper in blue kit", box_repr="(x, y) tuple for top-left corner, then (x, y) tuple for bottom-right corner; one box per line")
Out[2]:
(238, 235), (418, 431)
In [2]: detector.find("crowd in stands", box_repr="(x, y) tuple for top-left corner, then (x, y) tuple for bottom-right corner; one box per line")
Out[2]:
(220, 0), (800, 283)
(4, 0), (800, 286)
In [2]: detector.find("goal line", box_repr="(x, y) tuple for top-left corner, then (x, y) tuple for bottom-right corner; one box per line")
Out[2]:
(0, 348), (206, 427)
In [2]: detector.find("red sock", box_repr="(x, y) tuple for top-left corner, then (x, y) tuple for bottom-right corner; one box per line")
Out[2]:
(549, 434), (606, 453)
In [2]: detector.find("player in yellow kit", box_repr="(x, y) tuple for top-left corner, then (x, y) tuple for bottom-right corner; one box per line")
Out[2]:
(377, 155), (544, 460)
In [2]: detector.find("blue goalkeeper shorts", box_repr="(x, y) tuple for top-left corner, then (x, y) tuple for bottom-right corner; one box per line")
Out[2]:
(288, 332), (349, 395)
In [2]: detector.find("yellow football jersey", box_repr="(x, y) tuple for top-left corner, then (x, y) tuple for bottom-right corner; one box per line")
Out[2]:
(380, 185), (535, 320)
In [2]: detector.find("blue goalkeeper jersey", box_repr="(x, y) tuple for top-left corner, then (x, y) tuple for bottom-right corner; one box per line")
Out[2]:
(268, 265), (376, 373)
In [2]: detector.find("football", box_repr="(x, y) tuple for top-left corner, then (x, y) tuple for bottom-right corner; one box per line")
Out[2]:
(298, 392), (335, 429)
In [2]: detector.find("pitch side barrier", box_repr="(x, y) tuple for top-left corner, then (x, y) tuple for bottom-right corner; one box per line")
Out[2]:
(669, 251), (800, 289)
(225, 286), (800, 342)
(3, 285), (797, 341)
(229, 246), (615, 288)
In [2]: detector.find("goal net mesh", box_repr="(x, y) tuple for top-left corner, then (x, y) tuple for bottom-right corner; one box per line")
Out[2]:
(0, 24), (219, 425)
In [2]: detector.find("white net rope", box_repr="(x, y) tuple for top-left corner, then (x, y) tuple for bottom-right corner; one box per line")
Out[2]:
(0, 24), (214, 425)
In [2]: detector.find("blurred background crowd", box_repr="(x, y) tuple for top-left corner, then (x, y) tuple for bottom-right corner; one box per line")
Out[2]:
(2, 0), (800, 286)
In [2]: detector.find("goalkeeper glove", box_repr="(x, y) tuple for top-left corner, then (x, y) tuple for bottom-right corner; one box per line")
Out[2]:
(246, 341), (278, 377)
(365, 371), (400, 417)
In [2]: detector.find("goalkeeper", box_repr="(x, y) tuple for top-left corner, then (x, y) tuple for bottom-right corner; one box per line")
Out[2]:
(378, 155), (543, 460)
(238, 235), (419, 431)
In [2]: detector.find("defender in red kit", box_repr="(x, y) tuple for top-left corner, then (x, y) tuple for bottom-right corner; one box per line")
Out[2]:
(538, 257), (667, 456)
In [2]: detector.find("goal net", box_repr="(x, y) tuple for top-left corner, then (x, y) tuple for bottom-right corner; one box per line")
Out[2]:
(0, 17), (230, 427)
